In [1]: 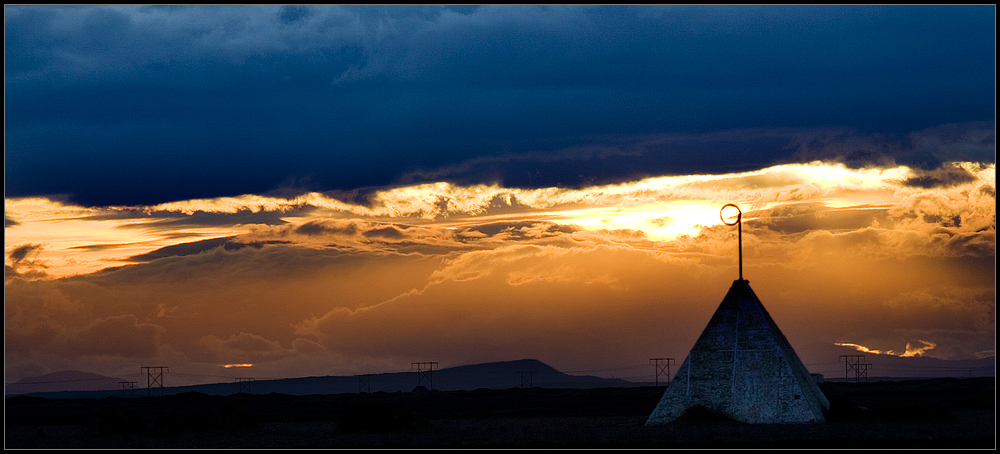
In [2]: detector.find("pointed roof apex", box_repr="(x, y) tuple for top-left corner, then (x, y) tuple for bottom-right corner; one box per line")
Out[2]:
(646, 277), (829, 425)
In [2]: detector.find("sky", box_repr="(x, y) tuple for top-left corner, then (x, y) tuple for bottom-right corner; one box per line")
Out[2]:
(4, 5), (996, 387)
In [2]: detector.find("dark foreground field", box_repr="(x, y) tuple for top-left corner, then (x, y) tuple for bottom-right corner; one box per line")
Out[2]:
(5, 377), (995, 449)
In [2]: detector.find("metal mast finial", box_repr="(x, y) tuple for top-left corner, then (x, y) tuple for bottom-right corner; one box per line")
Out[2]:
(720, 203), (743, 281)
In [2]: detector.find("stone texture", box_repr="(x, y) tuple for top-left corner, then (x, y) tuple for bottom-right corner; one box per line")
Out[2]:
(646, 279), (829, 425)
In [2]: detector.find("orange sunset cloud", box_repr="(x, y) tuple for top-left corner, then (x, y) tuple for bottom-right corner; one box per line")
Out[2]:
(4, 162), (995, 385)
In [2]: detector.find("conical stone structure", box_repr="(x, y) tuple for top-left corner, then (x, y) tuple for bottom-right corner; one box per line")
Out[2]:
(646, 279), (829, 425)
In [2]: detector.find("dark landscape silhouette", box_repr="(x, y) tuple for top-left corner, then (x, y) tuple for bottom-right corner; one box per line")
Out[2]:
(4, 359), (995, 449)
(6, 359), (636, 399)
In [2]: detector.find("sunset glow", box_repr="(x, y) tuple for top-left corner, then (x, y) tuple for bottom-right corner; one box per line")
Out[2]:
(835, 340), (938, 357)
(5, 161), (994, 385)
(5, 5), (994, 388)
(8, 162), (982, 279)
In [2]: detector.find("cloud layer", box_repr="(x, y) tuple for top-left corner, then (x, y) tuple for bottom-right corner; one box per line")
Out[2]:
(4, 5), (994, 386)
(5, 5), (995, 206)
(5, 162), (994, 385)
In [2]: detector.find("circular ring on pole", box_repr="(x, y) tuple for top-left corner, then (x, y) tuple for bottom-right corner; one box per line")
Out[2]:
(720, 203), (742, 226)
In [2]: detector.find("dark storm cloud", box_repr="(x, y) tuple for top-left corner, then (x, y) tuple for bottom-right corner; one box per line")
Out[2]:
(903, 163), (979, 189)
(4, 5), (995, 206)
(5, 243), (49, 281)
(789, 122), (996, 171)
(7, 243), (43, 265)
(125, 236), (292, 262)
(123, 209), (298, 230)
(362, 226), (404, 239)
(295, 219), (358, 236)
(68, 243), (131, 252)
(397, 132), (799, 189)
(83, 208), (293, 225)
(124, 236), (235, 262)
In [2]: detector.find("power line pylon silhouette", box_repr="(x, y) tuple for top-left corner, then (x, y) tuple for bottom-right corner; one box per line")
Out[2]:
(118, 380), (137, 398)
(649, 358), (675, 386)
(357, 374), (373, 393)
(517, 371), (534, 388)
(840, 355), (871, 383)
(141, 366), (168, 396)
(235, 377), (253, 394)
(411, 362), (438, 390)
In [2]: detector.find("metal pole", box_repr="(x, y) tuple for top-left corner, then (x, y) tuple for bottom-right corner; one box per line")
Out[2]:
(738, 216), (742, 280)
(721, 204), (743, 280)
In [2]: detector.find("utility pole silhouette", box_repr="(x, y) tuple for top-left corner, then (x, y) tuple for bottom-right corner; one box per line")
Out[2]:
(649, 358), (675, 386)
(235, 377), (253, 394)
(840, 355), (871, 382)
(517, 371), (534, 388)
(357, 374), (373, 393)
(118, 381), (137, 398)
(141, 366), (168, 396)
(411, 362), (438, 390)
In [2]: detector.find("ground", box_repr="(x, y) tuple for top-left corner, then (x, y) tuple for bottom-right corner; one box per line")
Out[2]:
(4, 377), (995, 449)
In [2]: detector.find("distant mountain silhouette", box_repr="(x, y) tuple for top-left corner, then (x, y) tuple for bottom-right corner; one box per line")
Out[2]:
(5, 359), (635, 399)
(5, 370), (126, 395)
(8, 355), (993, 399)
(444, 358), (561, 375)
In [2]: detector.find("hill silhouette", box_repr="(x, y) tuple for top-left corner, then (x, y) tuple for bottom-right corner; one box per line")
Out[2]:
(6, 359), (635, 399)
(5, 371), (127, 395)
(8, 355), (993, 399)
